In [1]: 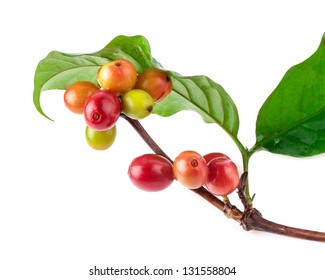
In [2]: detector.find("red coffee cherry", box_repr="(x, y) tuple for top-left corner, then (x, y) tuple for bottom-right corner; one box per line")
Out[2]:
(206, 157), (240, 196)
(97, 59), (137, 93)
(84, 89), (121, 131)
(128, 154), (174, 192)
(173, 150), (208, 189)
(64, 81), (99, 114)
(135, 68), (172, 102)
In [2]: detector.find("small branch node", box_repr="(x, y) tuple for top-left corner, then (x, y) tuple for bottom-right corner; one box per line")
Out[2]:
(237, 171), (250, 209)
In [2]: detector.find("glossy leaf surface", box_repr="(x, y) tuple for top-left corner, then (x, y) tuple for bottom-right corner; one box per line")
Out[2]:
(255, 34), (325, 157)
(154, 72), (239, 137)
(33, 35), (156, 120)
(33, 52), (106, 120)
(33, 35), (240, 140)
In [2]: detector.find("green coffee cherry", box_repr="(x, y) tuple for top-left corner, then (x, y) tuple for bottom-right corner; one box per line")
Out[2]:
(85, 125), (117, 150)
(121, 89), (154, 119)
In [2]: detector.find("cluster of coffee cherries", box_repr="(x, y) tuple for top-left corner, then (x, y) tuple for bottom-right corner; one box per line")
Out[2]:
(63, 59), (240, 197)
(128, 151), (240, 196)
(63, 59), (172, 150)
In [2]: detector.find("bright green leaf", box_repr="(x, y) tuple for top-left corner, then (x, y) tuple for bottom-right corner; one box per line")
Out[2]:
(33, 35), (240, 144)
(99, 37), (241, 138)
(154, 72), (240, 138)
(95, 35), (155, 71)
(33, 35), (159, 120)
(254, 33), (325, 157)
(33, 52), (107, 120)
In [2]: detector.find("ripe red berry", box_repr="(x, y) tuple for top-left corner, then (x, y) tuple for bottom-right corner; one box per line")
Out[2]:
(63, 81), (99, 114)
(206, 157), (240, 196)
(135, 68), (172, 102)
(84, 89), (121, 131)
(203, 152), (229, 164)
(97, 59), (137, 93)
(173, 150), (208, 189)
(128, 154), (174, 192)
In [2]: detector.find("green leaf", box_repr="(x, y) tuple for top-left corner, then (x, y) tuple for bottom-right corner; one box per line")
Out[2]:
(33, 52), (107, 120)
(154, 72), (240, 138)
(254, 33), (325, 157)
(33, 35), (240, 145)
(95, 35), (155, 71)
(33, 35), (159, 120)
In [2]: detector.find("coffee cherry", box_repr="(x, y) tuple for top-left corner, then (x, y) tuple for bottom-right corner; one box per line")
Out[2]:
(97, 59), (137, 93)
(85, 125), (116, 150)
(206, 157), (240, 196)
(173, 151), (208, 189)
(203, 152), (229, 164)
(84, 89), (121, 131)
(121, 89), (154, 119)
(128, 154), (174, 192)
(135, 68), (172, 102)
(63, 81), (99, 114)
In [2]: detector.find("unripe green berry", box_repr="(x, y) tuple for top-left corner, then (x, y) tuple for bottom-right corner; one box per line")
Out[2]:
(121, 89), (154, 119)
(85, 125), (117, 150)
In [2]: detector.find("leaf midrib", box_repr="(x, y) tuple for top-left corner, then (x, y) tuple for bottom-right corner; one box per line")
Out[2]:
(172, 76), (235, 136)
(254, 105), (325, 151)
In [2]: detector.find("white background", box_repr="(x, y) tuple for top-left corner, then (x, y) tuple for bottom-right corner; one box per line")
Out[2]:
(1, 0), (325, 279)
